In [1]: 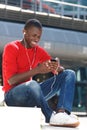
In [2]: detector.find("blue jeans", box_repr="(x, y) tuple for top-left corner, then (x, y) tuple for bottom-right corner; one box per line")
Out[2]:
(5, 69), (76, 123)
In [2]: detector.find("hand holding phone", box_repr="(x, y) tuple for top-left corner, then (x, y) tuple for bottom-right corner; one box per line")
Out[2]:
(50, 57), (60, 74)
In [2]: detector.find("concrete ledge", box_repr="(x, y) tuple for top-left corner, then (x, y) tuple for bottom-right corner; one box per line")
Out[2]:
(0, 86), (4, 106)
(0, 107), (42, 130)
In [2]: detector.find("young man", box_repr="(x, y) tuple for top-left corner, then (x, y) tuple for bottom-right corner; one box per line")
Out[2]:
(2, 19), (80, 127)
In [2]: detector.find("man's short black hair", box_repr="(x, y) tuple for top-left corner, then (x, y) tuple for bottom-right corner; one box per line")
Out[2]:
(24, 19), (42, 30)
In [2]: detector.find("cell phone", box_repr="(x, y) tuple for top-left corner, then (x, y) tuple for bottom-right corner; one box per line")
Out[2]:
(51, 58), (60, 66)
(51, 58), (57, 62)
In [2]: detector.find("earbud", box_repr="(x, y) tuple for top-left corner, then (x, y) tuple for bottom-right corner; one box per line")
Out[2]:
(24, 32), (28, 37)
(24, 32), (26, 35)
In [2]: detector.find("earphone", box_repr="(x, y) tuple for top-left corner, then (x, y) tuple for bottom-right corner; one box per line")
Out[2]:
(24, 32), (26, 35)
(24, 32), (29, 37)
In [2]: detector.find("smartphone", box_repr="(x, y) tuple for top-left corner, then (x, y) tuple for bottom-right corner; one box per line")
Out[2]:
(51, 58), (60, 66)
(51, 58), (57, 62)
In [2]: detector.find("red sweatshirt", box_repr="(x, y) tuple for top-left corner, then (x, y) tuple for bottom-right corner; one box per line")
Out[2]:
(2, 40), (51, 92)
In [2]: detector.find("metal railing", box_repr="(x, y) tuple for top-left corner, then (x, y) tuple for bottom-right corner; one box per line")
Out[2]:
(0, 0), (87, 20)
(44, 0), (87, 20)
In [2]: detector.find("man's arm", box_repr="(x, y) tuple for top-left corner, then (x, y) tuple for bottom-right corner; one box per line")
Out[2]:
(8, 60), (58, 86)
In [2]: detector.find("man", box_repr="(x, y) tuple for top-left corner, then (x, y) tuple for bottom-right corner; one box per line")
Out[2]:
(2, 19), (80, 127)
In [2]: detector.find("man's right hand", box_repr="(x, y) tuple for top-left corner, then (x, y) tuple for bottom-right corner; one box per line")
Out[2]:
(36, 60), (58, 74)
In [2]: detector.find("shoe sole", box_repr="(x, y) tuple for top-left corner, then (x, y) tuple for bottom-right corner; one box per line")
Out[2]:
(50, 121), (80, 128)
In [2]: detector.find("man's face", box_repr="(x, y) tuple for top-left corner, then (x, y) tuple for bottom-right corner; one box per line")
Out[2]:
(24, 26), (42, 48)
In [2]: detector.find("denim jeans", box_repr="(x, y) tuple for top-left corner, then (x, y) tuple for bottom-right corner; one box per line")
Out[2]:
(5, 69), (76, 123)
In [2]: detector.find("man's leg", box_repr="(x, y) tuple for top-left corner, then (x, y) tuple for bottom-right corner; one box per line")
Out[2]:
(4, 80), (53, 123)
(40, 69), (76, 113)
(40, 69), (80, 127)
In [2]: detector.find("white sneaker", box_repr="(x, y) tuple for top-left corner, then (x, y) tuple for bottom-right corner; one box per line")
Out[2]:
(70, 113), (79, 120)
(49, 112), (80, 127)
